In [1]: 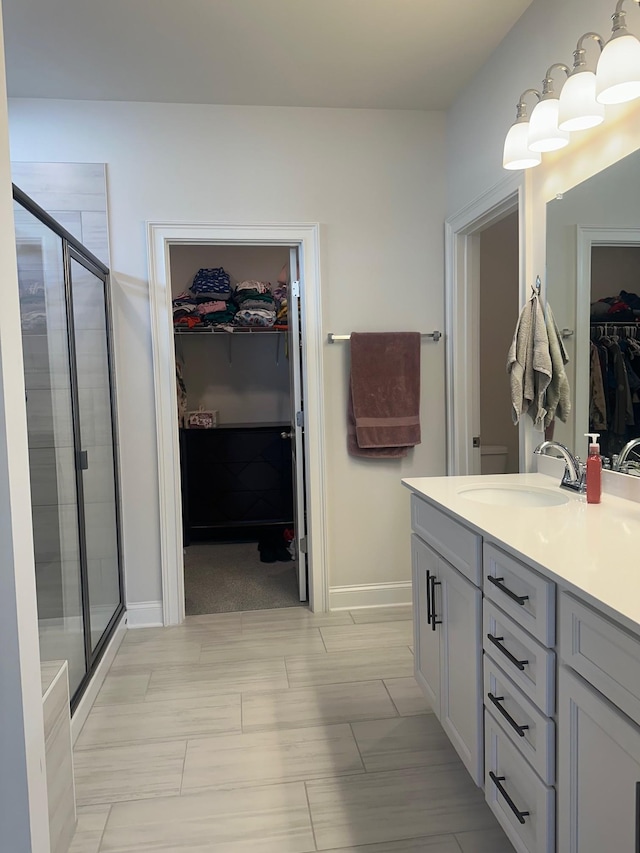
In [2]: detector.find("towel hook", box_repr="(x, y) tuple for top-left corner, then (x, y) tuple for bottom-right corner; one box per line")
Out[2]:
(531, 275), (542, 297)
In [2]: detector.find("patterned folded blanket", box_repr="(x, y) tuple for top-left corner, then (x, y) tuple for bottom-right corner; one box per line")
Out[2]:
(196, 300), (227, 315)
(235, 308), (276, 327)
(235, 280), (271, 295)
(191, 267), (232, 296)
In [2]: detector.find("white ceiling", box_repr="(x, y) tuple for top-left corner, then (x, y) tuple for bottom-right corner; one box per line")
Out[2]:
(2, 0), (534, 110)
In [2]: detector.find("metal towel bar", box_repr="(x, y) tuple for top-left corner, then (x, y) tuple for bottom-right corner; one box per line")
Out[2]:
(327, 331), (442, 343)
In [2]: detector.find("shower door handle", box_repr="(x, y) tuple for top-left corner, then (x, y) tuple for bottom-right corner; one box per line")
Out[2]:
(78, 450), (89, 470)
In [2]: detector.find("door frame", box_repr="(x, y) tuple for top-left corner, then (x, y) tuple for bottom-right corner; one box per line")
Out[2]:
(147, 221), (328, 624)
(444, 173), (527, 475)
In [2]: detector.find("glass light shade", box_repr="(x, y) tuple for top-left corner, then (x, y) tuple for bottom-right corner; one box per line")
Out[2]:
(596, 33), (640, 104)
(503, 122), (542, 170)
(558, 70), (605, 131)
(528, 98), (570, 152)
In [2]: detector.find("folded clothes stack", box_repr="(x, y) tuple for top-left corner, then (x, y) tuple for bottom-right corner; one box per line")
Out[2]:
(172, 267), (237, 328)
(591, 290), (640, 321)
(233, 280), (276, 327)
(191, 267), (232, 300)
(271, 282), (288, 328)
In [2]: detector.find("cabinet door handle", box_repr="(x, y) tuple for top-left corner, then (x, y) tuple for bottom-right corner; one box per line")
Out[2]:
(426, 569), (432, 625)
(487, 633), (528, 671)
(487, 692), (529, 738)
(430, 574), (442, 631)
(487, 575), (529, 606)
(489, 771), (530, 825)
(636, 781), (640, 853)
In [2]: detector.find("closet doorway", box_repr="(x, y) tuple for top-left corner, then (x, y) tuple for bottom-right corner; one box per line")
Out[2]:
(445, 175), (525, 475)
(477, 210), (520, 475)
(149, 222), (326, 625)
(171, 243), (307, 615)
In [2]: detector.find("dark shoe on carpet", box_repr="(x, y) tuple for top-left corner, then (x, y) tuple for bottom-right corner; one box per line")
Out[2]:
(259, 547), (277, 563)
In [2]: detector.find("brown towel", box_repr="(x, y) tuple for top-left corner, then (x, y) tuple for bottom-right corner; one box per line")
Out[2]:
(347, 332), (421, 459)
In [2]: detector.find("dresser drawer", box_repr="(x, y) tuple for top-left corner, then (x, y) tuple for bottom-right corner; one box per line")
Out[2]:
(410, 494), (481, 585)
(484, 543), (556, 647)
(560, 592), (640, 727)
(483, 601), (555, 716)
(484, 654), (555, 785)
(485, 712), (555, 853)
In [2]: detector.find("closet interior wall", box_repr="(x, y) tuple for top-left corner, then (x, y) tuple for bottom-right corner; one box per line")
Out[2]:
(591, 246), (640, 301)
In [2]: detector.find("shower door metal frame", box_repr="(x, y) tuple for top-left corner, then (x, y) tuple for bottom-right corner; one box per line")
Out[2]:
(13, 184), (125, 710)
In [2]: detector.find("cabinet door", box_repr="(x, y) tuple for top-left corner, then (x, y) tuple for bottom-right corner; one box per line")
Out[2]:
(439, 559), (483, 785)
(411, 534), (440, 714)
(558, 666), (640, 853)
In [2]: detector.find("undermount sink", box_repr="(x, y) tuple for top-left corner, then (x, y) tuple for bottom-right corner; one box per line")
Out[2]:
(457, 484), (570, 508)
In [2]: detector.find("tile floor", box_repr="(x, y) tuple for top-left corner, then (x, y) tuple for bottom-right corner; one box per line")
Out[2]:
(70, 605), (515, 852)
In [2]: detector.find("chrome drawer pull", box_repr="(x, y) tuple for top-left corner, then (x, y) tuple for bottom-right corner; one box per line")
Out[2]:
(489, 771), (530, 824)
(487, 575), (529, 606)
(487, 633), (529, 671)
(487, 692), (529, 738)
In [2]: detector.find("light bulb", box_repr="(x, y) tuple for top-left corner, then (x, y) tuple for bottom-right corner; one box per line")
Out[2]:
(596, 32), (640, 104)
(558, 70), (605, 130)
(503, 122), (541, 170)
(528, 99), (570, 152)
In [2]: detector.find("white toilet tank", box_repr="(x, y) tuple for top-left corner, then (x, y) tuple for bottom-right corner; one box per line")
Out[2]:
(481, 445), (508, 475)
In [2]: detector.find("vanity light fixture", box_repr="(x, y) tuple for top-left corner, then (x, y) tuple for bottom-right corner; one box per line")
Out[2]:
(528, 64), (571, 152)
(596, 0), (640, 104)
(558, 33), (605, 131)
(503, 89), (542, 170)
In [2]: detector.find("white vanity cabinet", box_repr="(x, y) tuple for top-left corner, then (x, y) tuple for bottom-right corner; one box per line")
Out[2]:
(411, 512), (483, 784)
(406, 475), (640, 853)
(558, 592), (640, 852)
(558, 666), (640, 853)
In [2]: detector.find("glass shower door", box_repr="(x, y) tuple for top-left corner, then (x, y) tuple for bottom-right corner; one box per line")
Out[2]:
(15, 204), (87, 696)
(68, 252), (122, 650)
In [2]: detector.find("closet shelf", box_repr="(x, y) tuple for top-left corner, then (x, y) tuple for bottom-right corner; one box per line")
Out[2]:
(174, 326), (288, 336)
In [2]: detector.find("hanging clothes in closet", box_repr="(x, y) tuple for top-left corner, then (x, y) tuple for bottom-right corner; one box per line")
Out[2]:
(589, 324), (640, 458)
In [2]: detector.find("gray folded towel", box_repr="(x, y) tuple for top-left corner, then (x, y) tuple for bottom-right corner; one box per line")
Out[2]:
(347, 332), (421, 459)
(507, 293), (551, 428)
(544, 302), (571, 427)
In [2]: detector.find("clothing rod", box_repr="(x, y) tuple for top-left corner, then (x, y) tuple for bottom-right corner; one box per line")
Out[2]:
(327, 331), (442, 344)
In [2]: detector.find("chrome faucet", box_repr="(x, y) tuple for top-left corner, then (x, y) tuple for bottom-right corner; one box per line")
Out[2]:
(613, 437), (640, 472)
(534, 441), (586, 493)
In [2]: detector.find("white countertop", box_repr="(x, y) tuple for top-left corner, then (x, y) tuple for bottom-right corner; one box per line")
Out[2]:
(403, 472), (640, 634)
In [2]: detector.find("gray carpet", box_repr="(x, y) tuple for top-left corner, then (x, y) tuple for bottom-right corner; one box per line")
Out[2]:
(184, 541), (304, 615)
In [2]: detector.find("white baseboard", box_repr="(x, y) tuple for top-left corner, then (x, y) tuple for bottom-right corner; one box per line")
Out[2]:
(126, 600), (164, 628)
(329, 582), (412, 611)
(71, 613), (127, 744)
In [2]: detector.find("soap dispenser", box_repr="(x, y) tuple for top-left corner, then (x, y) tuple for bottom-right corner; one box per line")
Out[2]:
(584, 433), (602, 504)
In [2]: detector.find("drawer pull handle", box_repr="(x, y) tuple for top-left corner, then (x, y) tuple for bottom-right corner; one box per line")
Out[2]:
(487, 575), (529, 606)
(489, 771), (530, 825)
(430, 574), (442, 631)
(426, 569), (432, 625)
(487, 692), (529, 737)
(487, 634), (529, 671)
(636, 781), (640, 853)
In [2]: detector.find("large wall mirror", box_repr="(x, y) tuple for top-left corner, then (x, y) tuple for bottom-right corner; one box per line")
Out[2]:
(546, 149), (640, 476)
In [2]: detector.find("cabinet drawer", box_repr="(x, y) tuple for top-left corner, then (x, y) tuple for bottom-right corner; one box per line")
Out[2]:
(484, 543), (556, 647)
(560, 592), (640, 727)
(411, 494), (481, 585)
(483, 601), (555, 716)
(484, 654), (555, 786)
(485, 712), (555, 853)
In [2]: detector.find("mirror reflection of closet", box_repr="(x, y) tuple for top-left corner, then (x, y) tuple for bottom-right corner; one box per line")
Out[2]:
(545, 148), (640, 473)
(589, 244), (640, 469)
